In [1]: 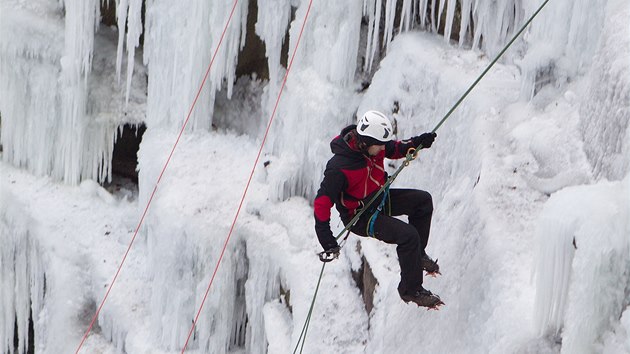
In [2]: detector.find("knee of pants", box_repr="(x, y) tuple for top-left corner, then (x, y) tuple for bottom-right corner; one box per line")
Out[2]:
(417, 190), (433, 213)
(398, 228), (420, 248)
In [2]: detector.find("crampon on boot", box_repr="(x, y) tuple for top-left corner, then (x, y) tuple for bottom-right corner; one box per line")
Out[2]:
(421, 252), (440, 277)
(399, 287), (445, 310)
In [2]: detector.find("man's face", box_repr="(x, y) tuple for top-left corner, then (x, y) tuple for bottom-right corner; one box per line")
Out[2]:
(367, 144), (385, 156)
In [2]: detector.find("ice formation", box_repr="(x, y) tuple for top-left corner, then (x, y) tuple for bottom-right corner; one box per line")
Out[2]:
(0, 192), (45, 354)
(534, 178), (630, 353)
(533, 1), (630, 352)
(0, 0), (146, 185)
(142, 0), (249, 130)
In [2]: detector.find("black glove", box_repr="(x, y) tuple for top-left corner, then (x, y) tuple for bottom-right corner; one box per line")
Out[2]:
(324, 244), (340, 254)
(319, 245), (340, 262)
(412, 132), (437, 149)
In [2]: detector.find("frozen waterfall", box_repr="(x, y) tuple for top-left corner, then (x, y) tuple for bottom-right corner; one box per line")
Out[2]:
(1, 0), (629, 353)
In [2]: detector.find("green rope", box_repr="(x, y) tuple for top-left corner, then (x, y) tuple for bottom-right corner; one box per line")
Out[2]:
(293, 0), (551, 351)
(292, 263), (326, 354)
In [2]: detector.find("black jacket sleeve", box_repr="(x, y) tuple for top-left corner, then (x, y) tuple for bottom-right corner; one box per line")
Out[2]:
(313, 167), (346, 250)
(384, 139), (417, 159)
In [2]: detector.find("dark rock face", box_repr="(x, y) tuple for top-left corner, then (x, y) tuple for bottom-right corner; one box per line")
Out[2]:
(112, 123), (146, 183)
(352, 254), (378, 316)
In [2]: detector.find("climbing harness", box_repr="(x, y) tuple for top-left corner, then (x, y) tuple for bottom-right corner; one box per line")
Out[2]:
(292, 0), (552, 352)
(367, 186), (389, 237)
(319, 185), (389, 262)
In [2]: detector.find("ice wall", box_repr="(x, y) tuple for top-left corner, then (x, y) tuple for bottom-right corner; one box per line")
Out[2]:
(145, 216), (245, 351)
(2, 0), (606, 188)
(137, 131), (268, 352)
(532, 3), (630, 352)
(0, 1), (146, 185)
(0, 1), (64, 182)
(579, 0), (630, 181)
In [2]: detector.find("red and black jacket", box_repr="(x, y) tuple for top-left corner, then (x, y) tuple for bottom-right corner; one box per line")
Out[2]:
(314, 124), (419, 249)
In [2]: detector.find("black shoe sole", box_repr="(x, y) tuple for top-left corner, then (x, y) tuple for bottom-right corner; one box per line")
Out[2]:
(400, 294), (445, 309)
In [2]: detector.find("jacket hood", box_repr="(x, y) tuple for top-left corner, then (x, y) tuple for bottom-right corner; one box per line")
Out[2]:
(330, 125), (364, 158)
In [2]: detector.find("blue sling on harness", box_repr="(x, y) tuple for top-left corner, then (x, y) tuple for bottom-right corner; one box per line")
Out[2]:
(367, 186), (389, 237)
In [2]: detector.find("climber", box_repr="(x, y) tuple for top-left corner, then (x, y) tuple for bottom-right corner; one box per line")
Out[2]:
(313, 110), (443, 308)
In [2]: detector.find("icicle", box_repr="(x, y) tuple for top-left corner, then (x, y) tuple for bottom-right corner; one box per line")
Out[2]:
(443, 0), (457, 43)
(383, 0), (396, 51)
(255, 0), (291, 88)
(243, 244), (281, 353)
(471, 0), (481, 49)
(363, 0), (375, 71)
(458, 0), (472, 47)
(399, 0), (412, 33)
(0, 192), (46, 354)
(57, 0), (101, 185)
(124, 0), (143, 104)
(418, 0), (429, 28)
(364, 0), (382, 72)
(533, 178), (630, 351)
(312, 0), (362, 85)
(430, 0), (437, 32)
(533, 214), (575, 336)
(436, 0), (445, 33)
(115, 0), (129, 83)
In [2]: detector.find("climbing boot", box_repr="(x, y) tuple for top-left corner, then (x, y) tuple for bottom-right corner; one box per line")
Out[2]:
(399, 287), (444, 309)
(421, 252), (440, 276)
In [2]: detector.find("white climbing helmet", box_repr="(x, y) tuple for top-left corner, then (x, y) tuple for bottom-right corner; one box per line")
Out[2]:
(356, 110), (393, 143)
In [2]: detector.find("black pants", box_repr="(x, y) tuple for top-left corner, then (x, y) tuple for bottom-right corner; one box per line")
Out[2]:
(345, 189), (433, 295)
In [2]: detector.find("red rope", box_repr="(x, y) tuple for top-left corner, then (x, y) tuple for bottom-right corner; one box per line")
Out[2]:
(180, 0), (314, 352)
(74, 1), (241, 352)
